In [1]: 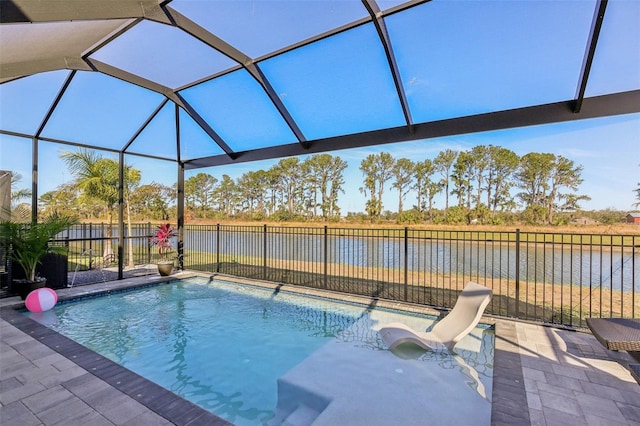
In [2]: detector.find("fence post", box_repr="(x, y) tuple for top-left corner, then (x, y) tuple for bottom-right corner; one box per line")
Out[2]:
(404, 227), (408, 301)
(324, 226), (328, 289)
(216, 224), (220, 273)
(515, 228), (520, 318)
(263, 224), (267, 280)
(146, 222), (151, 264)
(82, 223), (86, 254)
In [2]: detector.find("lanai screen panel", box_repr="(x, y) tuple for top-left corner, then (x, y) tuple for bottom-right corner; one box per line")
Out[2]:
(0, 70), (70, 135)
(40, 72), (164, 150)
(0, 0), (638, 169)
(170, 0), (369, 58)
(586, 0), (640, 96)
(180, 69), (299, 152)
(91, 20), (238, 90)
(258, 23), (407, 140)
(387, 0), (596, 123)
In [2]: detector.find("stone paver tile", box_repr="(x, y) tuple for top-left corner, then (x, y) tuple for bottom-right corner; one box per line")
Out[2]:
(51, 356), (80, 373)
(122, 410), (173, 426)
(2, 332), (33, 347)
(0, 376), (22, 393)
(21, 385), (75, 414)
(518, 342), (537, 353)
(0, 358), (33, 381)
(529, 408), (546, 426)
(0, 400), (43, 426)
(583, 357), (637, 378)
(547, 330), (568, 352)
(622, 388), (640, 407)
(536, 381), (578, 398)
(585, 413), (629, 426)
(534, 344), (560, 361)
(14, 364), (60, 383)
(0, 379), (46, 405)
(38, 394), (95, 425)
(0, 345), (23, 364)
(32, 352), (70, 369)
(560, 354), (596, 368)
(580, 380), (628, 403)
(51, 410), (113, 426)
(618, 401), (640, 423)
(575, 391), (627, 423)
(551, 364), (589, 381)
(613, 379), (640, 395)
(542, 406), (585, 426)
(522, 366), (547, 382)
(62, 372), (113, 399)
(82, 386), (148, 424)
(543, 371), (584, 392)
(13, 339), (58, 360)
(527, 391), (542, 411)
(39, 364), (87, 388)
(491, 409), (529, 425)
(586, 369), (634, 388)
(524, 378), (539, 394)
(0, 321), (23, 335)
(538, 391), (582, 416)
(520, 356), (556, 373)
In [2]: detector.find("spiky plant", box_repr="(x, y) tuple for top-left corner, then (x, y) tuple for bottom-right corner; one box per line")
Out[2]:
(0, 213), (77, 282)
(149, 223), (176, 261)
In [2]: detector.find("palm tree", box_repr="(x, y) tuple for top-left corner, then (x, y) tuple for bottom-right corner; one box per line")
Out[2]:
(8, 172), (32, 210)
(61, 149), (140, 266)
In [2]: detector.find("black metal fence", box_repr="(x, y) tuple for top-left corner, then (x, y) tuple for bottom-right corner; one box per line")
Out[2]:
(14, 223), (637, 328)
(183, 225), (639, 328)
(52, 223), (152, 273)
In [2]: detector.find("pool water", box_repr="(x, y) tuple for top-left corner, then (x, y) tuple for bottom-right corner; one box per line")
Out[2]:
(26, 277), (494, 425)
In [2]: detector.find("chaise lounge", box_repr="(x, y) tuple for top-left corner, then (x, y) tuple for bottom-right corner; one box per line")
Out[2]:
(379, 281), (492, 352)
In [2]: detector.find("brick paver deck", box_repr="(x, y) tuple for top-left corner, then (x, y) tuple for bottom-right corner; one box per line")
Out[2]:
(1, 274), (639, 425)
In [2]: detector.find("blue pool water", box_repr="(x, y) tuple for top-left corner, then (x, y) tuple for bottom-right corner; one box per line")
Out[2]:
(25, 277), (495, 425)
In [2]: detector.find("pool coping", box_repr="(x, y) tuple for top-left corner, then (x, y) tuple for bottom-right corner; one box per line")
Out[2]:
(1, 271), (529, 426)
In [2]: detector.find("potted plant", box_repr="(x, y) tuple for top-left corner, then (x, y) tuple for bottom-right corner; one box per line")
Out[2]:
(149, 223), (177, 276)
(0, 212), (78, 299)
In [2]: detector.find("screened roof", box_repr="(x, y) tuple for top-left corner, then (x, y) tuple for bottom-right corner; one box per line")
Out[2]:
(1, 0), (639, 170)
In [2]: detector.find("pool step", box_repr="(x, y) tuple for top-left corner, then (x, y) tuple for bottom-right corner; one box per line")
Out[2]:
(282, 404), (322, 426)
(267, 379), (330, 426)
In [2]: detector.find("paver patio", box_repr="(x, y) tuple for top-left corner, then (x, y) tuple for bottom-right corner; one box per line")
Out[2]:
(1, 274), (639, 425)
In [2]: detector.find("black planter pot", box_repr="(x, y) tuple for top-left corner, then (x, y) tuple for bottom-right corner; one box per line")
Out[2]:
(14, 278), (47, 300)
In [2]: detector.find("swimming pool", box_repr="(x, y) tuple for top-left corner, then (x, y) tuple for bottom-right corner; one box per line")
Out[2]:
(25, 276), (494, 425)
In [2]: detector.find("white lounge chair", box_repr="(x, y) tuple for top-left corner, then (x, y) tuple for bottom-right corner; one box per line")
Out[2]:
(379, 282), (492, 352)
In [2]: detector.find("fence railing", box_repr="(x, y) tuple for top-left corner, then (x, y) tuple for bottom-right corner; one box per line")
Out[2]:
(61, 223), (156, 272)
(10, 223), (636, 328)
(183, 225), (639, 328)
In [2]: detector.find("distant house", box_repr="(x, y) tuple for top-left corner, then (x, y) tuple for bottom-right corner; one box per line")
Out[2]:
(627, 213), (640, 224)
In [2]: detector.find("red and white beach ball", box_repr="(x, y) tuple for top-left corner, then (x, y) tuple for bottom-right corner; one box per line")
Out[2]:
(25, 288), (58, 313)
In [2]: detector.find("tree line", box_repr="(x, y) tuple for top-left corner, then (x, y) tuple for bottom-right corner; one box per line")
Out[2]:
(358, 146), (589, 225)
(10, 145), (624, 226)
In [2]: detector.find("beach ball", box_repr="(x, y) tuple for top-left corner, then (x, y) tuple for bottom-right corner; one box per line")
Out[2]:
(25, 288), (58, 313)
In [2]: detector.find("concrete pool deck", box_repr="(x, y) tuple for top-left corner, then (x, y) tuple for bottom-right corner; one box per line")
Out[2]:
(1, 272), (639, 425)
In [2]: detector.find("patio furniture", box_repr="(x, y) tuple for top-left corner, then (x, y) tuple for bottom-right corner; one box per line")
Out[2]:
(586, 318), (640, 352)
(379, 281), (492, 352)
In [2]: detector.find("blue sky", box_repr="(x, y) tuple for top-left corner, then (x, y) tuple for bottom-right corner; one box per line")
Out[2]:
(7, 113), (637, 214)
(177, 113), (640, 214)
(1, 0), (638, 214)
